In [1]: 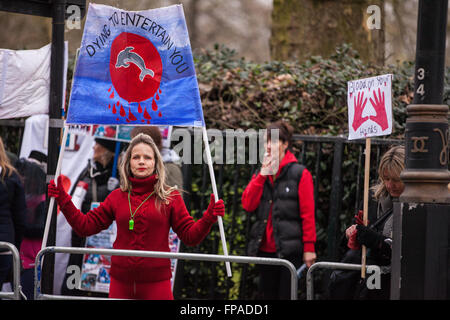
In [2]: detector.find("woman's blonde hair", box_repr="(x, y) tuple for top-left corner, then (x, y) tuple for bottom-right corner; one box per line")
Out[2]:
(0, 137), (18, 180)
(118, 133), (175, 205)
(371, 145), (405, 200)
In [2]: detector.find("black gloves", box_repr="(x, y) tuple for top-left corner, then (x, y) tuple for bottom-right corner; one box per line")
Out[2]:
(355, 225), (386, 249)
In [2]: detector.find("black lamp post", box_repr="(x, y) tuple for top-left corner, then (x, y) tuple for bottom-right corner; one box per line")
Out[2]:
(43, 0), (66, 295)
(391, 0), (449, 300)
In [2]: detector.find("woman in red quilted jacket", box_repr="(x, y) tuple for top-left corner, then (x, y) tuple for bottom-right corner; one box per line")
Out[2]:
(48, 133), (225, 300)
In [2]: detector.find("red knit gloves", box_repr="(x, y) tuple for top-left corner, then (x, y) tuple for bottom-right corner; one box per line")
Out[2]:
(203, 194), (225, 223)
(347, 210), (367, 250)
(48, 175), (72, 210)
(347, 226), (361, 250)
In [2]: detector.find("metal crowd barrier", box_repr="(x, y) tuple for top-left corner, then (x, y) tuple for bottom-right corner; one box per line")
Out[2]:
(306, 261), (379, 300)
(35, 246), (298, 300)
(0, 241), (24, 300)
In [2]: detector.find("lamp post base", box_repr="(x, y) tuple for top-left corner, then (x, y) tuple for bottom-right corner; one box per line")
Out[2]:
(391, 202), (450, 299)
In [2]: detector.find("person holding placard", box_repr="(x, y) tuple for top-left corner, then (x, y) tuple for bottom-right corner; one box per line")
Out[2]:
(340, 73), (396, 299)
(344, 145), (405, 299)
(242, 120), (316, 300)
(48, 133), (225, 299)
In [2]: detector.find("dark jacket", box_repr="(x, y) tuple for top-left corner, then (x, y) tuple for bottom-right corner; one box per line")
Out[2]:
(15, 158), (47, 239)
(247, 162), (305, 259)
(329, 194), (394, 300)
(68, 160), (115, 247)
(365, 195), (394, 267)
(0, 169), (26, 250)
(77, 160), (115, 213)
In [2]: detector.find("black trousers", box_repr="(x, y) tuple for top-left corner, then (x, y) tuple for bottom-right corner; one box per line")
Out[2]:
(20, 268), (34, 300)
(256, 251), (301, 300)
(0, 255), (12, 299)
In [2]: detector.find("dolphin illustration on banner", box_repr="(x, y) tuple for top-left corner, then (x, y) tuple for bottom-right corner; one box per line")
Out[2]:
(115, 47), (155, 81)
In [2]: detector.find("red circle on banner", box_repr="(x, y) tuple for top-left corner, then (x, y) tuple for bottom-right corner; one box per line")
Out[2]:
(109, 32), (162, 103)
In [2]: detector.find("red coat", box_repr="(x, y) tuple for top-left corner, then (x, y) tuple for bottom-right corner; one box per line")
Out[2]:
(59, 174), (216, 283)
(241, 150), (316, 253)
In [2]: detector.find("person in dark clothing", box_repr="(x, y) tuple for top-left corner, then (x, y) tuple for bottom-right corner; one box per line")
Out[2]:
(60, 136), (118, 297)
(241, 120), (317, 300)
(14, 151), (47, 300)
(0, 137), (26, 291)
(5, 150), (18, 168)
(344, 145), (405, 300)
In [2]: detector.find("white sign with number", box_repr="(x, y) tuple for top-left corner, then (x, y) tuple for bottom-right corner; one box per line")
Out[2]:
(347, 74), (393, 140)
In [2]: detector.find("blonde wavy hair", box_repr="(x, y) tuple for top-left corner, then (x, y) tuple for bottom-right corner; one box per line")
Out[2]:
(370, 145), (405, 200)
(0, 137), (18, 180)
(118, 133), (176, 205)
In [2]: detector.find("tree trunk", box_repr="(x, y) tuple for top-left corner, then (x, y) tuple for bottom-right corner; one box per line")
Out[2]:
(270, 0), (385, 65)
(185, 0), (199, 50)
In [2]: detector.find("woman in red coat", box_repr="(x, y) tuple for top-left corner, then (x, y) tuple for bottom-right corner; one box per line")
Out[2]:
(48, 133), (225, 300)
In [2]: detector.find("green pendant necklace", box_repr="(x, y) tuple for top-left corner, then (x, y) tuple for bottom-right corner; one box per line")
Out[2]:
(128, 190), (155, 231)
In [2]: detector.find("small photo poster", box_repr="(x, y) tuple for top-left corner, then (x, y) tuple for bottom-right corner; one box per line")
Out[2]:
(80, 202), (117, 293)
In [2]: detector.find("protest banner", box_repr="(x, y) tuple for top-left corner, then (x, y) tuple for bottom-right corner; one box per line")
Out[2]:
(65, 4), (203, 127)
(347, 74), (393, 278)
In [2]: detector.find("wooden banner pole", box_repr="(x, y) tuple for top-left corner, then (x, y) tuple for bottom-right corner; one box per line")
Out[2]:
(42, 123), (68, 250)
(361, 137), (371, 278)
(202, 126), (232, 277)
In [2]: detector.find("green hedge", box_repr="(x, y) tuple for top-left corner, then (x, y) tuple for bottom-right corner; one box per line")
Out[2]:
(196, 43), (449, 136)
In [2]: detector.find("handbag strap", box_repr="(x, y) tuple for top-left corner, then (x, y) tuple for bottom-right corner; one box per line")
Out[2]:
(369, 206), (393, 230)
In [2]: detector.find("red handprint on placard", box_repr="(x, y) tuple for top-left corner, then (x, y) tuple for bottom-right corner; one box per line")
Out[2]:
(352, 91), (369, 131)
(369, 88), (388, 131)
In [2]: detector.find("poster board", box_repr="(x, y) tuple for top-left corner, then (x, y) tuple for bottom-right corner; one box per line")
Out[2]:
(347, 74), (393, 140)
(347, 74), (394, 278)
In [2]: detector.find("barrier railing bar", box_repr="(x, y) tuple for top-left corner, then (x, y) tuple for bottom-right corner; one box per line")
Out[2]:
(35, 246), (298, 300)
(38, 294), (121, 300)
(306, 261), (378, 300)
(0, 241), (23, 300)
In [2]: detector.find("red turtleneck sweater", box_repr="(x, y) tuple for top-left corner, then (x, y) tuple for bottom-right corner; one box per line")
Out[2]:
(59, 174), (217, 283)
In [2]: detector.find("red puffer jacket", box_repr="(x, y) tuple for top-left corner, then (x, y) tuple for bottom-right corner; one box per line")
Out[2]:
(59, 174), (217, 283)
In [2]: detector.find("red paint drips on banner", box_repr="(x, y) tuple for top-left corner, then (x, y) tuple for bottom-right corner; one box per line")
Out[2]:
(152, 99), (158, 111)
(120, 104), (126, 117)
(143, 106), (151, 120)
(128, 107), (137, 121)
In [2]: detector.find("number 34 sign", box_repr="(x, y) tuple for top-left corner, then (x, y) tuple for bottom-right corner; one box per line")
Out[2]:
(347, 74), (393, 140)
